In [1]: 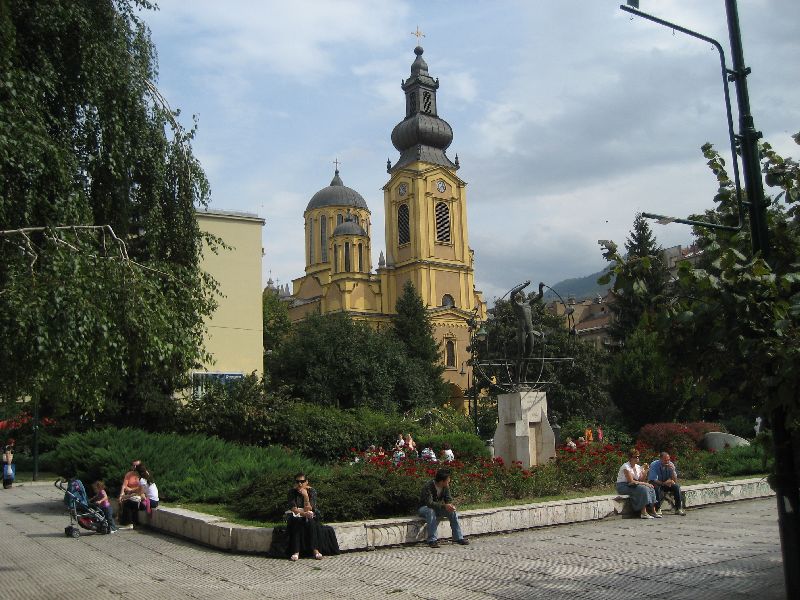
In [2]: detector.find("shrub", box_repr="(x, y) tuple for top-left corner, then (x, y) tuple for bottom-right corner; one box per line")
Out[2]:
(637, 422), (725, 455)
(231, 462), (420, 523)
(42, 428), (320, 503)
(414, 432), (490, 459)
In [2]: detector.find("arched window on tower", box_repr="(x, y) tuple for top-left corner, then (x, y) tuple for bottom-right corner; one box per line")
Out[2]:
(435, 202), (451, 243)
(398, 204), (410, 245)
(333, 244), (338, 272)
(358, 243), (363, 272)
(337, 213), (343, 226)
(445, 340), (456, 368)
(441, 294), (455, 308)
(320, 216), (328, 262)
(308, 218), (315, 263)
(344, 242), (351, 272)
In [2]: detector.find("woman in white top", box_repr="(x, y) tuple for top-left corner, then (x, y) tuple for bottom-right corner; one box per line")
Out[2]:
(615, 448), (659, 519)
(136, 464), (159, 509)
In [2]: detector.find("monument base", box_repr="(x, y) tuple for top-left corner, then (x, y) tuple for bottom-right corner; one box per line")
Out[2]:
(493, 389), (556, 468)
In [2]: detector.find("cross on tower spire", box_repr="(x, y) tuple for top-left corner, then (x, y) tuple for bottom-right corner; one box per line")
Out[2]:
(333, 158), (341, 172)
(411, 25), (425, 43)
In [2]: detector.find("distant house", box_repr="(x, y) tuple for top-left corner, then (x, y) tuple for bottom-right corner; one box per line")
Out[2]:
(548, 292), (615, 350)
(194, 209), (265, 395)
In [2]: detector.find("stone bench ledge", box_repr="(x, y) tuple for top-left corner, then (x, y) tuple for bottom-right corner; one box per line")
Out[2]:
(146, 477), (772, 554)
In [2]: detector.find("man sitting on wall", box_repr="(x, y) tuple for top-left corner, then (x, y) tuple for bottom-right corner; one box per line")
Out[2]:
(418, 469), (470, 548)
(648, 451), (686, 516)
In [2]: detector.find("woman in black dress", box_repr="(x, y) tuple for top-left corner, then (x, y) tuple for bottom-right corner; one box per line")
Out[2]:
(286, 473), (323, 561)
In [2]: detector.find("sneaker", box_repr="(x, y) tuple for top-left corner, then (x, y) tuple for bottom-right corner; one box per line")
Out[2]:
(676, 508), (686, 516)
(654, 509), (663, 516)
(456, 538), (470, 545)
(640, 514), (654, 519)
(120, 524), (134, 530)
(427, 541), (440, 548)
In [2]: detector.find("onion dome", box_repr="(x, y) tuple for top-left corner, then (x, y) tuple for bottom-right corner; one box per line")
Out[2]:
(333, 213), (367, 237)
(306, 169), (369, 211)
(389, 47), (457, 173)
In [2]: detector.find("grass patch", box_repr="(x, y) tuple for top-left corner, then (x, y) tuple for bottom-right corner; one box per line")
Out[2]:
(162, 502), (283, 528)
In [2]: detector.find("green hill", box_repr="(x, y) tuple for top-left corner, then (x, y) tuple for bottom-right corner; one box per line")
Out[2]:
(544, 266), (614, 302)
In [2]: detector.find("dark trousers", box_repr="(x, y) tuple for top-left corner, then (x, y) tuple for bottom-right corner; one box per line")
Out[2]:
(654, 483), (683, 509)
(287, 516), (320, 555)
(120, 499), (140, 525)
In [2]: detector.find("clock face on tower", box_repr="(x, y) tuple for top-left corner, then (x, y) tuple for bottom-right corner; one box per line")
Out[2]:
(436, 180), (446, 193)
(398, 183), (408, 197)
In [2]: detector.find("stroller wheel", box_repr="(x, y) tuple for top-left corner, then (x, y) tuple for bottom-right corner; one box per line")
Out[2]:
(70, 527), (80, 538)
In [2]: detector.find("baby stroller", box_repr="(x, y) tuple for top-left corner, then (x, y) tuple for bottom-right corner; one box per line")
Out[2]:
(55, 478), (112, 537)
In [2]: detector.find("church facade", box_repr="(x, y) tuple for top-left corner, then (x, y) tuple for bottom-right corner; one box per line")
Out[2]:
(287, 45), (486, 401)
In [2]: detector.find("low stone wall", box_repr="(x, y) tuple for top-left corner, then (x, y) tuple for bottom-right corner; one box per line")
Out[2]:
(147, 477), (773, 554)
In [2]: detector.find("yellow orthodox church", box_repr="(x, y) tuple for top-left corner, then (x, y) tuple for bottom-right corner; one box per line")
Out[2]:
(287, 45), (486, 401)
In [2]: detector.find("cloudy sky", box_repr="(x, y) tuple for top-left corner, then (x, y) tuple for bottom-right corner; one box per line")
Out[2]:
(142, 0), (800, 302)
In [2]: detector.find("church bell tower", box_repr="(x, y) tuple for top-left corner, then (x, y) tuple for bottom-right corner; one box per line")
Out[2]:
(381, 45), (479, 316)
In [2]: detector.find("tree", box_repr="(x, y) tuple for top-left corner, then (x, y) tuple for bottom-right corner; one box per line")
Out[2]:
(607, 329), (696, 431)
(599, 134), (800, 427)
(391, 281), (450, 407)
(0, 1), (215, 430)
(606, 213), (670, 342)
(262, 288), (291, 376)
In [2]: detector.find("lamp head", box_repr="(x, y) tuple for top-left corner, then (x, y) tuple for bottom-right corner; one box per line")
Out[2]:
(626, 0), (640, 8)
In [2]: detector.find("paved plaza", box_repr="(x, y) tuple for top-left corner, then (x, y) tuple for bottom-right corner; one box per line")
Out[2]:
(0, 481), (786, 600)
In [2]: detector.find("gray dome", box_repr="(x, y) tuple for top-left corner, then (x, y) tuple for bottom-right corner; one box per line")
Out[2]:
(306, 170), (368, 211)
(333, 215), (367, 237)
(391, 113), (453, 153)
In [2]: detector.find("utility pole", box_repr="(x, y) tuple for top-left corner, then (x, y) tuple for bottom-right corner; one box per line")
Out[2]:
(725, 1), (800, 596)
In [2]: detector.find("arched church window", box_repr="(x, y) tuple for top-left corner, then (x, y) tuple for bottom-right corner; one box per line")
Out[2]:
(333, 244), (338, 272)
(423, 91), (432, 114)
(408, 91), (417, 117)
(398, 204), (410, 245)
(442, 294), (455, 308)
(308, 218), (315, 263)
(337, 213), (343, 226)
(435, 202), (451, 243)
(445, 340), (456, 368)
(344, 242), (351, 272)
(320, 216), (328, 262)
(358, 243), (363, 272)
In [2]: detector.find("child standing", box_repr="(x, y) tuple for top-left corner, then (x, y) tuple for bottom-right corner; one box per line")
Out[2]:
(90, 480), (118, 532)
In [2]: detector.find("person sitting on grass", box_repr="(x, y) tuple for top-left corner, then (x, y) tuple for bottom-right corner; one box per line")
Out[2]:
(648, 451), (686, 516)
(418, 468), (469, 548)
(441, 443), (455, 462)
(616, 448), (660, 519)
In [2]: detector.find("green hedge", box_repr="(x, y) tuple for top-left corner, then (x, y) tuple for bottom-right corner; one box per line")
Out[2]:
(232, 463), (421, 523)
(43, 428), (321, 503)
(414, 432), (490, 459)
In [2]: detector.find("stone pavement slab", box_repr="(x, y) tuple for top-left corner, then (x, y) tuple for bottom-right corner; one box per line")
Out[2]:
(0, 481), (786, 600)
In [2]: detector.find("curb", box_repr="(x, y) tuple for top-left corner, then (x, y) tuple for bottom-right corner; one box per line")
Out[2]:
(147, 477), (773, 554)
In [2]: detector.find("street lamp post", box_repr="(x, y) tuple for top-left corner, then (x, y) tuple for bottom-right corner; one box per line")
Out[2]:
(463, 315), (487, 437)
(622, 2), (799, 596)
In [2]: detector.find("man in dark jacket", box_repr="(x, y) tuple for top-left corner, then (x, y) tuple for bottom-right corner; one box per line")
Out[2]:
(418, 469), (469, 548)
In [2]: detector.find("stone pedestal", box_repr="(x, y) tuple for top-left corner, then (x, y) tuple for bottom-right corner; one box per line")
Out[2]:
(493, 390), (556, 468)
